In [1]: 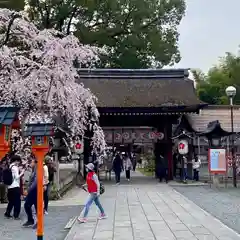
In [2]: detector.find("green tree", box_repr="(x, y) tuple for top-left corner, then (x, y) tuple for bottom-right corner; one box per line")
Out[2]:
(193, 52), (240, 105)
(26, 0), (185, 68)
(0, 0), (25, 11)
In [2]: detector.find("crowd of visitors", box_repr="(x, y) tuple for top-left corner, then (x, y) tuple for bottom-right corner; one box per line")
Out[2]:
(109, 150), (202, 184)
(173, 153), (202, 182)
(112, 152), (137, 184)
(0, 153), (56, 229)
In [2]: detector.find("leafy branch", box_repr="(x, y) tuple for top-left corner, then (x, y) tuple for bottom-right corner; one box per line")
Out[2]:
(0, 13), (21, 47)
(66, 6), (78, 35)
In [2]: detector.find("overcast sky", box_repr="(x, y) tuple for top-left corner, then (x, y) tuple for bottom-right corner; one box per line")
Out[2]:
(174, 0), (240, 73)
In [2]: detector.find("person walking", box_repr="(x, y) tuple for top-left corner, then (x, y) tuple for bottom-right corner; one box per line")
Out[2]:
(22, 158), (38, 227)
(78, 163), (107, 223)
(124, 154), (132, 181)
(131, 153), (137, 171)
(0, 160), (7, 203)
(4, 155), (24, 219)
(192, 155), (201, 181)
(43, 156), (50, 214)
(182, 156), (188, 182)
(177, 156), (182, 179)
(156, 154), (168, 183)
(92, 152), (101, 176)
(173, 152), (178, 178)
(112, 153), (123, 184)
(46, 156), (56, 208)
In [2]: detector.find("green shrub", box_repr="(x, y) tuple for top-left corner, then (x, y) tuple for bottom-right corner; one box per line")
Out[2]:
(143, 153), (155, 172)
(49, 184), (60, 200)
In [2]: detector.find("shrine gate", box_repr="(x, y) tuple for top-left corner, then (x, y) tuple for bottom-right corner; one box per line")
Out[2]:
(78, 69), (205, 179)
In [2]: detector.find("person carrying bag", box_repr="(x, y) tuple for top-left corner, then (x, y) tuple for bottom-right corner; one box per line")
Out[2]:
(78, 163), (107, 223)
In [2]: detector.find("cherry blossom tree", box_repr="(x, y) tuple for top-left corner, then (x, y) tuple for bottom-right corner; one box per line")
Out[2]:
(0, 9), (106, 154)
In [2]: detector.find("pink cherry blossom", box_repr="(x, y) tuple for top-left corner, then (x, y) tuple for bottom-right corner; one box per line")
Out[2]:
(0, 9), (106, 153)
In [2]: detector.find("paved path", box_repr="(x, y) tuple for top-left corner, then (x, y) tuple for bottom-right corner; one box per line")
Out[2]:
(0, 187), (84, 240)
(64, 172), (240, 240)
(174, 185), (240, 235)
(0, 205), (81, 240)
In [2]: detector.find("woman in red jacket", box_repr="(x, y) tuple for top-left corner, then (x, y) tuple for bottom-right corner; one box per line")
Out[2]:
(78, 163), (107, 223)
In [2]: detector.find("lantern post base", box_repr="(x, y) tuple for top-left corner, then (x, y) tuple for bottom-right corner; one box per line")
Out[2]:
(37, 236), (43, 240)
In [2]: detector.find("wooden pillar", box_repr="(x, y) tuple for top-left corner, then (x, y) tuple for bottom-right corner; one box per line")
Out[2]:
(154, 141), (160, 178)
(166, 117), (173, 180)
(154, 116), (166, 178)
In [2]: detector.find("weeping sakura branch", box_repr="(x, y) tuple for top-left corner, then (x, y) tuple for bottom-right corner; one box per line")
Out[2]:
(10, 129), (32, 161)
(0, 8), (107, 154)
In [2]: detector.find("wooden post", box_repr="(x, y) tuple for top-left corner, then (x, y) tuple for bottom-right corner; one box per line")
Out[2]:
(54, 152), (60, 190)
(36, 151), (44, 240)
(32, 147), (49, 240)
(166, 117), (173, 180)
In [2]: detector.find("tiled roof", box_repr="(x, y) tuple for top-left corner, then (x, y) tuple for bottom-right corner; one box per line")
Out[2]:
(77, 69), (203, 108)
(188, 106), (240, 133)
(24, 123), (54, 136)
(0, 106), (19, 125)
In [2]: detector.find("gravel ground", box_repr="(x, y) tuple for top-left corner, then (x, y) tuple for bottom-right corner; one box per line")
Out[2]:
(0, 205), (83, 240)
(173, 185), (240, 234)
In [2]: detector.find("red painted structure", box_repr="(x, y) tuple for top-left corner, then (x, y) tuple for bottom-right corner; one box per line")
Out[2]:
(0, 106), (20, 160)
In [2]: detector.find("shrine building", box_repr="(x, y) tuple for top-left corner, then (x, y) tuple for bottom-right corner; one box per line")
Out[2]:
(78, 69), (205, 179)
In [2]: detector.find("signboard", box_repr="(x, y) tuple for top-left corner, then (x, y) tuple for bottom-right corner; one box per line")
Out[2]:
(177, 140), (188, 155)
(208, 148), (227, 173)
(104, 129), (164, 143)
(122, 131), (132, 143)
(114, 131), (122, 143)
(104, 131), (113, 142)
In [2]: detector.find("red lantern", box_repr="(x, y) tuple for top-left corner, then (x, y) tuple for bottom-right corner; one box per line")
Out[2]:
(178, 140), (188, 155)
(75, 141), (83, 154)
(75, 143), (82, 149)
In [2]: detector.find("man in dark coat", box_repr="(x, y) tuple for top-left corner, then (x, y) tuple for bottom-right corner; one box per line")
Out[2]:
(112, 153), (123, 184)
(156, 154), (168, 183)
(131, 153), (137, 171)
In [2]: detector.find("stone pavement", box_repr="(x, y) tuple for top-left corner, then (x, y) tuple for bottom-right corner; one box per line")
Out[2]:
(0, 187), (84, 240)
(174, 185), (240, 235)
(64, 172), (240, 240)
(0, 204), (82, 240)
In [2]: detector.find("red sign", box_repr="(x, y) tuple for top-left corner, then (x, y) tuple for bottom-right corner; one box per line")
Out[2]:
(154, 132), (164, 140)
